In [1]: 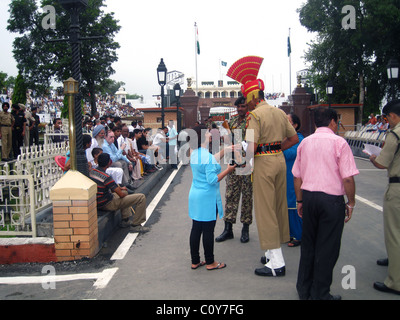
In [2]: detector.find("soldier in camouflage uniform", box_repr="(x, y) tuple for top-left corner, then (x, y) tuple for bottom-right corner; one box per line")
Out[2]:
(216, 96), (253, 243)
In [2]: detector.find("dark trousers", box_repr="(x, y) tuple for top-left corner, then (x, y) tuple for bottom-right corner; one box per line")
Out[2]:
(12, 130), (24, 158)
(190, 219), (216, 265)
(296, 190), (345, 300)
(30, 129), (39, 146)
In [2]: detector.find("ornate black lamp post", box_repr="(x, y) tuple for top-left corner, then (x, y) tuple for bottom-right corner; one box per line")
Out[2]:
(63, 77), (79, 170)
(173, 83), (181, 132)
(387, 58), (399, 100)
(58, 0), (89, 176)
(157, 59), (167, 128)
(326, 80), (334, 108)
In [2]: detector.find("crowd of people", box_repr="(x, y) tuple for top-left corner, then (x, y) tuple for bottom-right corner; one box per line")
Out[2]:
(184, 66), (400, 300)
(64, 115), (181, 234)
(2, 82), (400, 300)
(365, 112), (389, 136)
(0, 102), (40, 161)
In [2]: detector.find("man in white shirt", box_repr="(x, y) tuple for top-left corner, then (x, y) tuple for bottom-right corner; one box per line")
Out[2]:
(153, 127), (168, 162)
(167, 120), (178, 169)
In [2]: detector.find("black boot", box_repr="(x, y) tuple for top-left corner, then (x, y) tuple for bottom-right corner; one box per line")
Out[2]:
(240, 223), (249, 243)
(215, 221), (234, 242)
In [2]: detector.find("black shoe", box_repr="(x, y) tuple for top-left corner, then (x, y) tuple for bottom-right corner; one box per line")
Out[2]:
(215, 221), (233, 242)
(373, 282), (400, 295)
(377, 258), (389, 266)
(240, 223), (249, 243)
(254, 266), (285, 277)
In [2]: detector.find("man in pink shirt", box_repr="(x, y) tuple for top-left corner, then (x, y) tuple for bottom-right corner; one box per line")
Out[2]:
(292, 107), (359, 300)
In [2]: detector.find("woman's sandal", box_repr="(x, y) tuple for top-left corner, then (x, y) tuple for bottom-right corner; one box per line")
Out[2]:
(191, 261), (206, 269)
(288, 239), (301, 247)
(206, 262), (226, 270)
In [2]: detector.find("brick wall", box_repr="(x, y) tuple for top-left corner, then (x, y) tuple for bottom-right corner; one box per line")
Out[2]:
(53, 196), (98, 261)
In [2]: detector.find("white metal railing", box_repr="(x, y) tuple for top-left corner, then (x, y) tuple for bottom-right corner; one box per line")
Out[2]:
(43, 120), (70, 145)
(0, 142), (68, 237)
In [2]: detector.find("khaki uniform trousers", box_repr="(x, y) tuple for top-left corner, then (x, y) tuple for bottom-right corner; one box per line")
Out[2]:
(1, 127), (12, 159)
(383, 183), (400, 291)
(253, 153), (289, 250)
(102, 191), (146, 225)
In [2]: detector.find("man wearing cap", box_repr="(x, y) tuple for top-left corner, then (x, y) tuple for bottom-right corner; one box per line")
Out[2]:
(11, 104), (26, 158)
(29, 107), (40, 146)
(21, 104), (34, 147)
(227, 56), (299, 277)
(370, 100), (400, 296)
(216, 96), (253, 243)
(0, 102), (14, 161)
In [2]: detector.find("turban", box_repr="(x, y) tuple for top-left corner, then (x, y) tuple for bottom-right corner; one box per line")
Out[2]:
(227, 56), (264, 103)
(92, 124), (105, 138)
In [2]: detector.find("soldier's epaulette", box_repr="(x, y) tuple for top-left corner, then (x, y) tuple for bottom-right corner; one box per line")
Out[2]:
(246, 111), (260, 129)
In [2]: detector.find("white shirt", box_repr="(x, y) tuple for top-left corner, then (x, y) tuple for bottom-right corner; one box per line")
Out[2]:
(153, 132), (166, 146)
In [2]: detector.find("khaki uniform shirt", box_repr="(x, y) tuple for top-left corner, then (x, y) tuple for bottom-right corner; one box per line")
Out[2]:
(376, 122), (400, 177)
(0, 111), (13, 126)
(245, 101), (296, 145)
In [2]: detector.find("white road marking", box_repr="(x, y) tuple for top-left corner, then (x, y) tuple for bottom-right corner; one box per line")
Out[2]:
(355, 194), (383, 212)
(0, 268), (119, 287)
(93, 268), (119, 289)
(110, 163), (181, 261)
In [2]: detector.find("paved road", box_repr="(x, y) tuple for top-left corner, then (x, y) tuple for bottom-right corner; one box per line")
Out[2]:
(0, 158), (399, 303)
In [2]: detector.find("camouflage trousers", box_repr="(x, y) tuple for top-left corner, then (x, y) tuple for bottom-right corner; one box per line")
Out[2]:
(224, 172), (253, 225)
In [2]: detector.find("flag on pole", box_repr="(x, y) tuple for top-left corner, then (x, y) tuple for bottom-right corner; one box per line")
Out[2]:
(287, 35), (291, 57)
(221, 61), (227, 67)
(195, 23), (200, 55)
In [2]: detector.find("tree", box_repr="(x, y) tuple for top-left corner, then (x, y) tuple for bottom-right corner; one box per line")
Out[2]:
(12, 72), (27, 105)
(7, 0), (121, 114)
(298, 0), (400, 123)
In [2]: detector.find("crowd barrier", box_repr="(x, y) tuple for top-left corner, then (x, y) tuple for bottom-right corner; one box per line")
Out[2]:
(344, 126), (387, 158)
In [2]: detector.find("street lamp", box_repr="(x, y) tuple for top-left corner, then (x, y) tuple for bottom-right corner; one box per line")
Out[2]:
(63, 77), (79, 171)
(157, 58), (167, 128)
(387, 58), (399, 100)
(173, 83), (181, 132)
(58, 0), (89, 176)
(326, 80), (334, 108)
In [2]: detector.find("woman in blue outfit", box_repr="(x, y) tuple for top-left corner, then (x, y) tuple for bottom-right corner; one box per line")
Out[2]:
(189, 125), (236, 270)
(283, 113), (304, 247)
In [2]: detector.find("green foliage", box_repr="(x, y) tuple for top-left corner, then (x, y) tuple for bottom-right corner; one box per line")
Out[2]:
(298, 0), (400, 121)
(11, 72), (27, 105)
(7, 0), (121, 113)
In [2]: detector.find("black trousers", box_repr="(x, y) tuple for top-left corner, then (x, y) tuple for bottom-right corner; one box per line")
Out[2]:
(296, 190), (345, 300)
(190, 219), (216, 265)
(12, 130), (24, 157)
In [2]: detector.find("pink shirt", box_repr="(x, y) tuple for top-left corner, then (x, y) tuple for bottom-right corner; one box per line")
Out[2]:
(292, 127), (359, 196)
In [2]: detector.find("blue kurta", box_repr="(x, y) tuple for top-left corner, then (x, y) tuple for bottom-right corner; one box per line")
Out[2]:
(189, 147), (223, 222)
(283, 132), (304, 240)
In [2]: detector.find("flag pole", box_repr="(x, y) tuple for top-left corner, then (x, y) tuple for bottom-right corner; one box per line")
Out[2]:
(194, 22), (198, 94)
(288, 28), (292, 95)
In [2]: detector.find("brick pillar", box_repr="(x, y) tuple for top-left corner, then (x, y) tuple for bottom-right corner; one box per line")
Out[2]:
(50, 171), (99, 262)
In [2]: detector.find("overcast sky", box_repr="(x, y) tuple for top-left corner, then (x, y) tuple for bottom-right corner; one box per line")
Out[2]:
(0, 0), (315, 99)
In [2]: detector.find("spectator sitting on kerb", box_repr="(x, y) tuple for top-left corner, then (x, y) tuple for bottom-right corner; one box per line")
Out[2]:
(90, 147), (124, 186)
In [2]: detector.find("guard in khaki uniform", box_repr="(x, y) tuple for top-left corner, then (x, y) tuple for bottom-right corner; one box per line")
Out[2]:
(227, 56), (299, 277)
(216, 96), (253, 243)
(370, 100), (400, 296)
(0, 102), (14, 161)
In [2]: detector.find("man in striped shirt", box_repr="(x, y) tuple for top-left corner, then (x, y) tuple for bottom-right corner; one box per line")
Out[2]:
(90, 153), (149, 233)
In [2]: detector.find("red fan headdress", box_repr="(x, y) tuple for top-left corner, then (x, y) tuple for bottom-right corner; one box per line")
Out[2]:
(227, 56), (264, 103)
